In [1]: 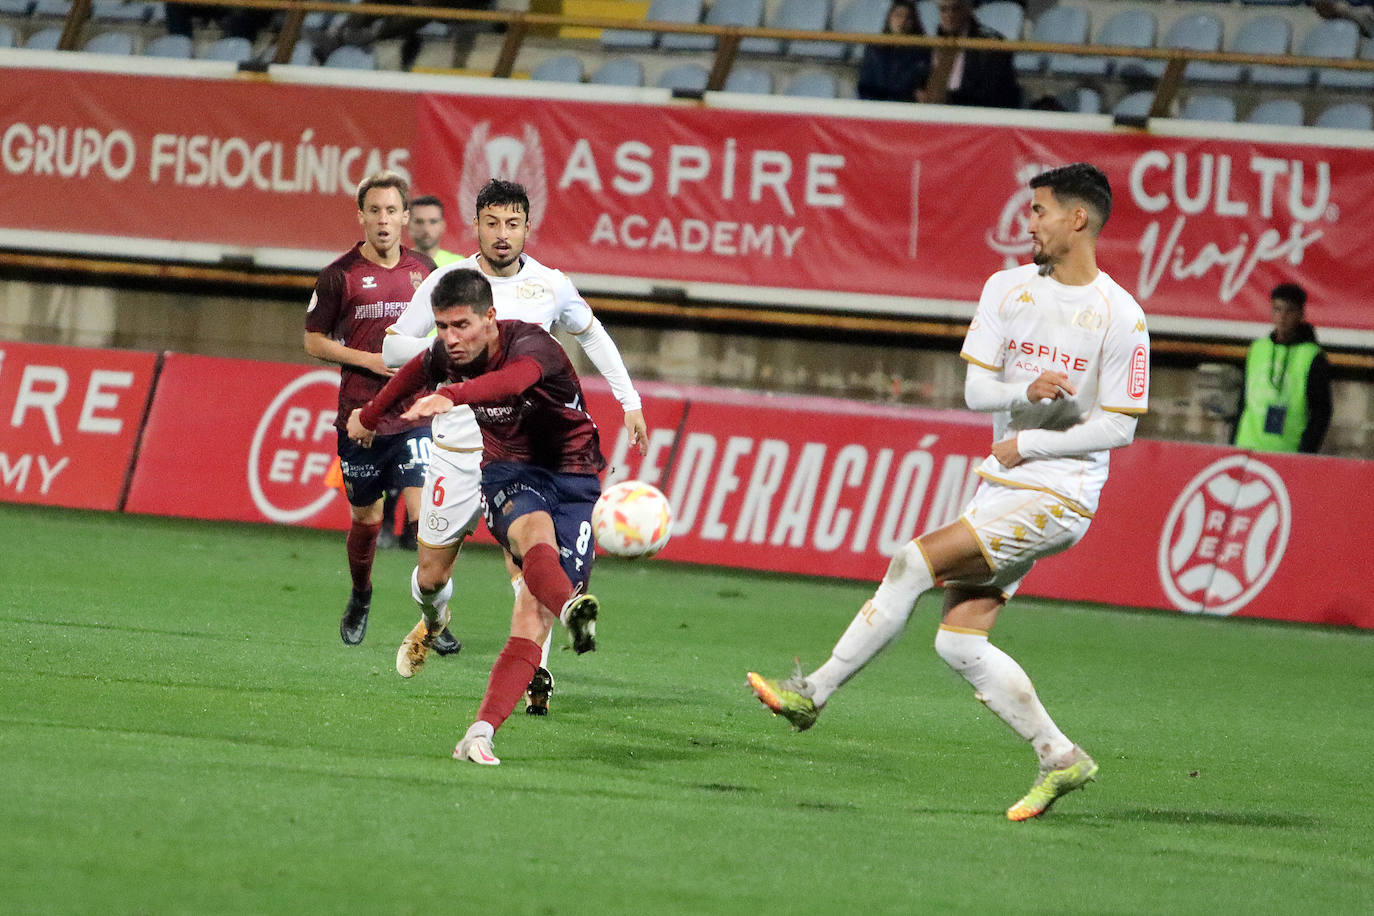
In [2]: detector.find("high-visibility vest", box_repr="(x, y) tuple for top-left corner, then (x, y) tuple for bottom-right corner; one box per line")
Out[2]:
(1234, 337), (1321, 453)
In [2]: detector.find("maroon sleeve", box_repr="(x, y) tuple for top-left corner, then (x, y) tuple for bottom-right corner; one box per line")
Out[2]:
(358, 351), (432, 429)
(305, 265), (345, 335)
(437, 356), (542, 406)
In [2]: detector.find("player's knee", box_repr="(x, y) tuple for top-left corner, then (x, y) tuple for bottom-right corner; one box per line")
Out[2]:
(412, 565), (452, 604)
(934, 626), (985, 672)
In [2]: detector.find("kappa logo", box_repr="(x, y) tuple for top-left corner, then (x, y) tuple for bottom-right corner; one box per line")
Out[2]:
(1156, 455), (1291, 616)
(458, 120), (549, 240)
(986, 162), (1055, 267)
(247, 370), (341, 524)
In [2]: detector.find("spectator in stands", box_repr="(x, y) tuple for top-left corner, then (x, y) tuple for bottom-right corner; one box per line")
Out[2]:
(409, 195), (461, 267)
(921, 0), (1022, 109)
(1233, 282), (1333, 454)
(164, 3), (271, 43)
(313, 0), (492, 71)
(1314, 0), (1374, 38)
(857, 1), (931, 103)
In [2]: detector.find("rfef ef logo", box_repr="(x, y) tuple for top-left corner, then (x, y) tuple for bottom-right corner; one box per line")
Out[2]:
(247, 370), (340, 523)
(1157, 455), (1291, 616)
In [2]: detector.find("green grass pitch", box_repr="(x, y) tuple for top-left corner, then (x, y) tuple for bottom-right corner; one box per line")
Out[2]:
(2, 503), (1372, 914)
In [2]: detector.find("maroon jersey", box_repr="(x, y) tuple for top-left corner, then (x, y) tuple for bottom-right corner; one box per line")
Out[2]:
(305, 242), (436, 435)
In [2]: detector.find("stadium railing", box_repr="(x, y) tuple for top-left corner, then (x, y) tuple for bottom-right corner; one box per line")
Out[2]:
(28, 0), (1374, 118)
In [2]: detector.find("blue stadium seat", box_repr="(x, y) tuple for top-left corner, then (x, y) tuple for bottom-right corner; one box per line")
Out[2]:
(1246, 98), (1304, 126)
(91, 1), (151, 23)
(602, 0), (703, 51)
(1236, 15), (1293, 85)
(742, 0), (830, 56)
(30, 0), (69, 17)
(531, 54), (584, 83)
(916, 0), (937, 37)
(23, 26), (62, 49)
(0, 23), (14, 48)
(1258, 19), (1359, 87)
(1057, 9), (1155, 78)
(1315, 101), (1374, 130)
(0, 0), (34, 15)
(144, 33), (192, 58)
(1318, 34), (1374, 89)
(722, 65), (773, 94)
(1113, 90), (1156, 120)
(198, 36), (253, 63)
(590, 57), (646, 86)
(788, 0), (840, 58)
(1018, 5), (1090, 76)
(1179, 94), (1236, 123)
(975, 1), (1023, 41)
(1056, 86), (1101, 114)
(83, 30), (134, 54)
(656, 61), (709, 91)
(662, 0), (761, 52)
(324, 44), (375, 69)
(1143, 13), (1223, 81)
(782, 69), (838, 97)
(825, 0), (888, 64)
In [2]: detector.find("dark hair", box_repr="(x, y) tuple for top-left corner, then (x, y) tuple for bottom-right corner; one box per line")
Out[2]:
(883, 0), (920, 35)
(356, 170), (410, 211)
(1029, 162), (1113, 232)
(475, 179), (530, 219)
(1271, 282), (1307, 310)
(431, 268), (494, 313)
(411, 194), (444, 213)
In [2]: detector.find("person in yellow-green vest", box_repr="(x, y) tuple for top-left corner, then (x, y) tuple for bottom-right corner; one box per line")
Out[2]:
(1234, 283), (1332, 454)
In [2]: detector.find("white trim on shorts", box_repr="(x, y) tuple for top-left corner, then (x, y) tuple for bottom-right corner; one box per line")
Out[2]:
(947, 480), (1092, 599)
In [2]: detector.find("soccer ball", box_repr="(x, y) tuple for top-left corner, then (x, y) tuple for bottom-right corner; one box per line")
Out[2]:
(592, 480), (673, 558)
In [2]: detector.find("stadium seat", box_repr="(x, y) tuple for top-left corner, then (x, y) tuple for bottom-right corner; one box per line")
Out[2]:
(1246, 98), (1304, 126)
(198, 36), (253, 63)
(662, 0), (761, 52)
(1180, 94), (1236, 123)
(1318, 34), (1374, 89)
(975, 1), (1023, 41)
(0, 0), (34, 15)
(742, 0), (830, 56)
(23, 26), (62, 49)
(590, 57), (646, 86)
(1017, 5), (1089, 76)
(1056, 9), (1155, 78)
(530, 54), (584, 83)
(30, 0), (69, 17)
(781, 69), (839, 97)
(787, 0), (840, 58)
(602, 0), (703, 51)
(83, 30), (134, 54)
(916, 0), (937, 37)
(656, 61), (709, 91)
(722, 65), (773, 94)
(1056, 85), (1101, 114)
(1234, 15), (1293, 85)
(1113, 90), (1156, 120)
(288, 39), (316, 66)
(0, 23), (13, 48)
(1315, 101), (1374, 130)
(1142, 13), (1223, 81)
(143, 33), (192, 58)
(323, 44), (376, 69)
(1194, 14), (1284, 84)
(1258, 19), (1359, 87)
(825, 0), (888, 63)
(91, 0), (151, 22)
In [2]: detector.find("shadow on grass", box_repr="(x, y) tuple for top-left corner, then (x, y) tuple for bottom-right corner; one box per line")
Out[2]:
(1063, 808), (1322, 829)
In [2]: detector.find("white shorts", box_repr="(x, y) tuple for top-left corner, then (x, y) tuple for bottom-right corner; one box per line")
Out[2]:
(950, 481), (1092, 598)
(417, 446), (483, 549)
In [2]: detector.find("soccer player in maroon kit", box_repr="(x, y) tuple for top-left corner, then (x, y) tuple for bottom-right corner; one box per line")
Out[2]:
(348, 269), (602, 766)
(304, 170), (458, 653)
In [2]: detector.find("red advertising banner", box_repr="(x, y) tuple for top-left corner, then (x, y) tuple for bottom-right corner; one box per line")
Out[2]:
(0, 341), (157, 510)
(413, 93), (1374, 332)
(0, 68), (415, 253)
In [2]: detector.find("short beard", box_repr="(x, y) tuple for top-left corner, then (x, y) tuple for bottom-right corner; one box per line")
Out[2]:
(1034, 253), (1055, 277)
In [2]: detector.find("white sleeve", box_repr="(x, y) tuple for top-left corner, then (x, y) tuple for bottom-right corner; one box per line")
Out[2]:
(959, 272), (1013, 371)
(1016, 411), (1137, 458)
(573, 317), (642, 412)
(550, 269), (596, 336)
(964, 362), (1031, 412)
(381, 268), (442, 368)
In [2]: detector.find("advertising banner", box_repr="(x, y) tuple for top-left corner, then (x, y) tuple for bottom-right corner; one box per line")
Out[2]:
(0, 67), (415, 252)
(0, 341), (157, 510)
(414, 93), (1374, 332)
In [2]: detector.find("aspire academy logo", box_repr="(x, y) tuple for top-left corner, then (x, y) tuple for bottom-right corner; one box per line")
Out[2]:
(247, 370), (340, 524)
(457, 121), (549, 241)
(1157, 455), (1291, 616)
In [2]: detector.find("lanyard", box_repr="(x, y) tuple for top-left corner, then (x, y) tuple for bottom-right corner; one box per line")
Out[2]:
(1267, 343), (1294, 393)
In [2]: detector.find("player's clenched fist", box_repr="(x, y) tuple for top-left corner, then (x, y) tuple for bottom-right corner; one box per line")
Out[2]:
(345, 408), (374, 447)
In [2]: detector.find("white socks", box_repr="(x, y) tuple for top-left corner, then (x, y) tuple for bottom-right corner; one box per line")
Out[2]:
(412, 566), (453, 626)
(934, 626), (1075, 768)
(808, 542), (934, 706)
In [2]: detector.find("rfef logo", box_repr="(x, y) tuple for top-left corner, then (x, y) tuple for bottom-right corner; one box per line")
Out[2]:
(1129, 345), (1148, 400)
(247, 370), (340, 523)
(1157, 455), (1290, 616)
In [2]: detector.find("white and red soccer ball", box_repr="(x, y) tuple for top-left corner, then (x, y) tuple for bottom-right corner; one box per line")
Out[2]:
(592, 480), (672, 558)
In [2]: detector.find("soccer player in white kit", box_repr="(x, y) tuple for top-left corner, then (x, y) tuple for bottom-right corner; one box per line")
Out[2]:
(748, 163), (1150, 821)
(381, 179), (648, 710)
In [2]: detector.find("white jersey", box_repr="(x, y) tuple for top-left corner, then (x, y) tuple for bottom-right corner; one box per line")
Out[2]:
(961, 263), (1149, 515)
(385, 253), (639, 451)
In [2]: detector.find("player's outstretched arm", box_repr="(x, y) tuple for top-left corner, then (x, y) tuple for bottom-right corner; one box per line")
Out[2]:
(355, 351), (432, 431)
(571, 317), (647, 454)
